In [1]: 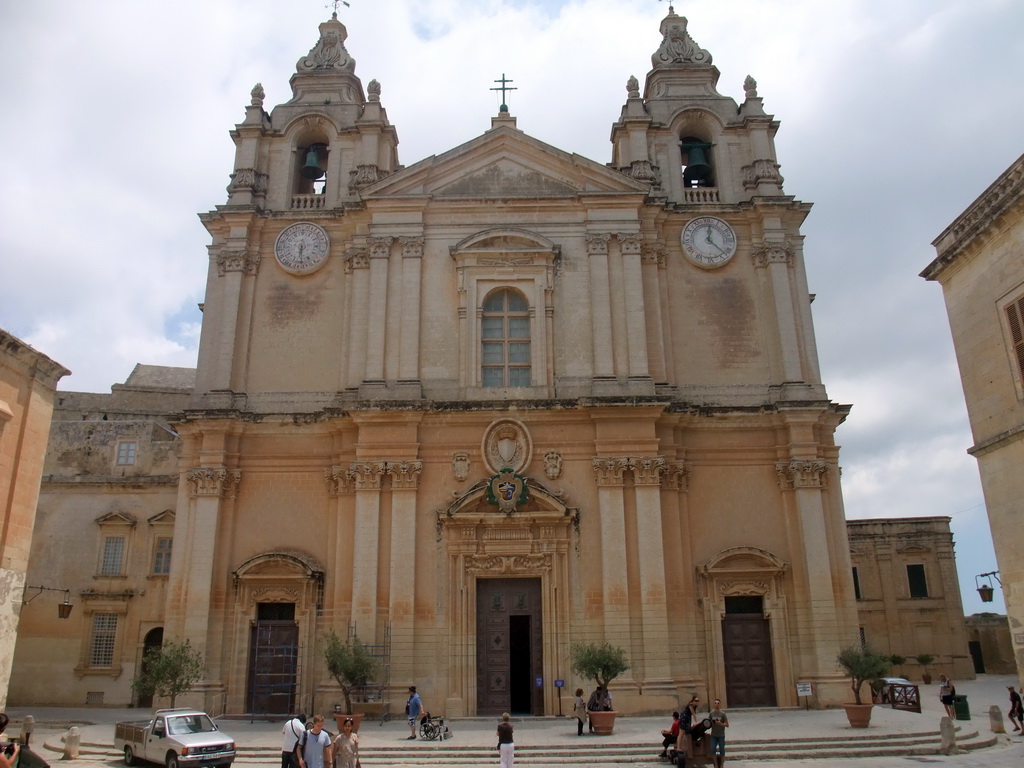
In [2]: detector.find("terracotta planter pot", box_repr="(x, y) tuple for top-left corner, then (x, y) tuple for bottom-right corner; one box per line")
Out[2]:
(842, 702), (873, 728)
(331, 713), (365, 733)
(588, 710), (617, 735)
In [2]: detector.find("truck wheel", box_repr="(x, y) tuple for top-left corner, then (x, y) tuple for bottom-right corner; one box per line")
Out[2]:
(124, 746), (136, 766)
(166, 753), (179, 768)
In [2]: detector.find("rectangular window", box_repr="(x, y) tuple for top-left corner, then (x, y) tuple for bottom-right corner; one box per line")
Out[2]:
(1006, 296), (1024, 384)
(907, 563), (929, 598)
(100, 536), (125, 576)
(852, 566), (862, 600)
(153, 537), (172, 575)
(859, 626), (867, 648)
(116, 442), (138, 465)
(89, 614), (117, 667)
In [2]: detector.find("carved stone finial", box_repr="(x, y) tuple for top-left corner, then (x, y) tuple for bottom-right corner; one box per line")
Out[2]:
(744, 75), (758, 99)
(367, 79), (381, 101)
(626, 75), (640, 98)
(297, 15), (356, 73)
(652, 13), (712, 68)
(250, 82), (265, 107)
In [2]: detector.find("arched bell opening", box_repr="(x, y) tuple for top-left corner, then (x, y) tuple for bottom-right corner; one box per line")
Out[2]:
(681, 135), (715, 188)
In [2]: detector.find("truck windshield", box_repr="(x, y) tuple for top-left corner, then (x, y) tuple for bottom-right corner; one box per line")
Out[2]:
(166, 716), (217, 735)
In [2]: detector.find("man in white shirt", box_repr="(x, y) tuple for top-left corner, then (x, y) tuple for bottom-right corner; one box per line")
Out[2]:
(281, 713), (306, 768)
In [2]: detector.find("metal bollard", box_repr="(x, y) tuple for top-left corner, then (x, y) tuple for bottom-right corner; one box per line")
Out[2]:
(19, 716), (34, 746)
(989, 705), (1005, 734)
(939, 716), (958, 755)
(62, 726), (81, 760)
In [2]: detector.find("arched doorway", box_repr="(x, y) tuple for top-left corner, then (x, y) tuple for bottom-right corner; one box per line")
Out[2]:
(137, 627), (164, 708)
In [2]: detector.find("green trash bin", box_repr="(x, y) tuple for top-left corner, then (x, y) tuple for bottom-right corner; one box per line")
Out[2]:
(952, 694), (970, 720)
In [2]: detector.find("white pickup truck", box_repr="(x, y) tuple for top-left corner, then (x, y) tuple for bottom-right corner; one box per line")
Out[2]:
(115, 709), (236, 768)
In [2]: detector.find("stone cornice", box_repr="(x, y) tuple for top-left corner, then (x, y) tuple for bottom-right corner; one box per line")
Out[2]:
(0, 328), (70, 389)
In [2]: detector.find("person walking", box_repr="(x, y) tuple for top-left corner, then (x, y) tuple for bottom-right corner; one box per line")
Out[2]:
(298, 715), (332, 768)
(496, 712), (514, 768)
(573, 688), (587, 736)
(332, 717), (359, 768)
(708, 699), (729, 768)
(1008, 685), (1024, 732)
(938, 675), (955, 719)
(406, 685), (423, 739)
(281, 712), (307, 768)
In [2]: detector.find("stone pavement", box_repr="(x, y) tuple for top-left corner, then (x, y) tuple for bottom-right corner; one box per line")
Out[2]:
(5, 674), (1023, 767)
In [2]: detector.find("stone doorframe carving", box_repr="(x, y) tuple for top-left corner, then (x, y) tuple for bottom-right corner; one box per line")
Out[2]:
(224, 552), (325, 714)
(697, 546), (794, 707)
(437, 478), (577, 717)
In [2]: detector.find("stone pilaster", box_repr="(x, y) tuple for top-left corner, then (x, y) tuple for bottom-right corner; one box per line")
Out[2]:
(587, 235), (614, 380)
(387, 460), (423, 684)
(592, 457), (630, 644)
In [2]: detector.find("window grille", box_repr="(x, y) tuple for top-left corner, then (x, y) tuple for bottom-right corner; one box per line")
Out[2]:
(90, 614), (117, 667)
(100, 536), (125, 576)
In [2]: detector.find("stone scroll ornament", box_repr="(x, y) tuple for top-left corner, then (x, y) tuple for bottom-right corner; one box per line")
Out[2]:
(651, 10), (712, 68)
(297, 15), (355, 72)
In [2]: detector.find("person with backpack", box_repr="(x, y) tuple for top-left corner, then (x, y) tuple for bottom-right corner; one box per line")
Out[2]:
(297, 715), (332, 768)
(938, 675), (955, 719)
(281, 712), (307, 768)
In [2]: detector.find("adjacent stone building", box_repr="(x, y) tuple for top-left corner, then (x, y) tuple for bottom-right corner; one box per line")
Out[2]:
(922, 152), (1024, 682)
(14, 10), (868, 713)
(0, 328), (68, 709)
(847, 517), (973, 681)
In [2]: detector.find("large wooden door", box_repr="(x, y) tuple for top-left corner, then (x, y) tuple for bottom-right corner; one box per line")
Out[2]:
(247, 603), (299, 715)
(722, 597), (776, 707)
(476, 578), (543, 716)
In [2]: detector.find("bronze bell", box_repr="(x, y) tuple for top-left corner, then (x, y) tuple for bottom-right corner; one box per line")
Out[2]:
(301, 144), (326, 180)
(682, 141), (713, 186)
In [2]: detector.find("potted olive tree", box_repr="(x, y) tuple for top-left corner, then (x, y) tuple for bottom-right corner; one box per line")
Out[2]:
(836, 646), (890, 728)
(324, 631), (380, 732)
(915, 654), (935, 684)
(569, 641), (629, 734)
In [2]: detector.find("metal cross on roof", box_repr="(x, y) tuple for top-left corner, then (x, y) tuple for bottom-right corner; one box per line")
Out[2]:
(326, 0), (350, 17)
(490, 73), (517, 113)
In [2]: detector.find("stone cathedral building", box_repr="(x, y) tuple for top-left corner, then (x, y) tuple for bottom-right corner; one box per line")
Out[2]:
(12, 9), (867, 714)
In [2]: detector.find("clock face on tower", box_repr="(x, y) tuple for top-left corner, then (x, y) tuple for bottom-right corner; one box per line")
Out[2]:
(681, 216), (737, 269)
(274, 222), (330, 275)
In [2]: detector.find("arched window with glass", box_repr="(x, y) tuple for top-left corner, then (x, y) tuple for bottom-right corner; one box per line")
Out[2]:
(481, 289), (531, 387)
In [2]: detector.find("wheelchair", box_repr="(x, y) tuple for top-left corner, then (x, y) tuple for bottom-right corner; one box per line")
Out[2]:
(418, 712), (449, 741)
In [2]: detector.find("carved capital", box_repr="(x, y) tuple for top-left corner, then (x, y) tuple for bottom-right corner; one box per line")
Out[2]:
(753, 244), (794, 268)
(325, 465), (351, 496)
(742, 158), (784, 190)
(776, 460), (830, 489)
(349, 164), (382, 190)
(661, 460), (691, 492)
(592, 457), (629, 486)
(216, 249), (261, 276)
(387, 460), (423, 490)
(585, 233), (611, 255)
(349, 461), (385, 490)
(617, 233), (643, 256)
(226, 167), (269, 195)
(627, 159), (659, 185)
(345, 248), (369, 271)
(641, 242), (667, 267)
(186, 467), (241, 499)
(367, 236), (394, 259)
(400, 236), (425, 259)
(630, 456), (666, 485)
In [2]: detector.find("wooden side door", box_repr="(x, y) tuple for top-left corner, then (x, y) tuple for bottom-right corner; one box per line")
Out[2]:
(476, 578), (543, 716)
(247, 619), (299, 715)
(722, 611), (777, 707)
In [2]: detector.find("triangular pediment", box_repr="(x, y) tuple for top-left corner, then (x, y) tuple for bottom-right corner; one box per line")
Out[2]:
(363, 125), (648, 200)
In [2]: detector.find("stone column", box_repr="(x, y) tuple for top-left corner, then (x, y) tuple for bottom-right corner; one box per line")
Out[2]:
(593, 458), (630, 644)
(364, 237), (392, 384)
(325, 465), (353, 624)
(208, 249), (259, 390)
(398, 238), (424, 392)
(587, 235), (615, 380)
(346, 250), (371, 389)
(618, 234), (651, 382)
(755, 245), (802, 382)
(631, 456), (671, 681)
(641, 244), (668, 383)
(349, 461), (385, 644)
(387, 460), (423, 685)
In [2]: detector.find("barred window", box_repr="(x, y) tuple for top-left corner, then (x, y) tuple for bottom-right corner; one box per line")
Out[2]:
(100, 536), (125, 576)
(116, 442), (137, 465)
(481, 289), (531, 387)
(1007, 296), (1024, 384)
(153, 537), (172, 575)
(89, 614), (117, 667)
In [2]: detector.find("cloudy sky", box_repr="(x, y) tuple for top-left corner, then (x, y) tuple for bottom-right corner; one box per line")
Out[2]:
(1, 0), (1021, 617)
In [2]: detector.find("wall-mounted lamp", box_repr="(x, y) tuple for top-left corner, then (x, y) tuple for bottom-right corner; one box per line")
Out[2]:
(22, 584), (73, 619)
(974, 571), (1001, 603)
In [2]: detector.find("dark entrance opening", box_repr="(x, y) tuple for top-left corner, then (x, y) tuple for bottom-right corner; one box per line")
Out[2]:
(137, 627), (164, 708)
(722, 596), (777, 707)
(968, 640), (985, 673)
(476, 578), (543, 716)
(247, 602), (299, 715)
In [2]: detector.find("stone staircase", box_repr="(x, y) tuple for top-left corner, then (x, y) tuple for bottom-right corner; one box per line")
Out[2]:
(46, 726), (997, 766)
